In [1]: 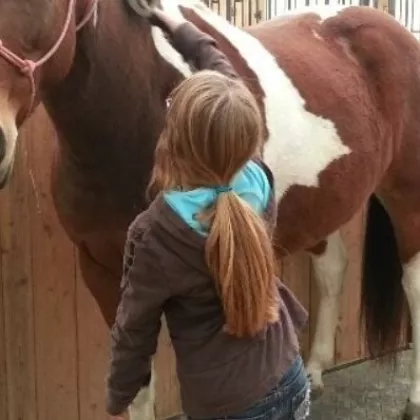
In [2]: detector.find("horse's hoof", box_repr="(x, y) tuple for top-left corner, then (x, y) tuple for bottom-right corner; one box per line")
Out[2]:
(307, 373), (324, 401)
(403, 400), (420, 420)
(310, 384), (324, 401)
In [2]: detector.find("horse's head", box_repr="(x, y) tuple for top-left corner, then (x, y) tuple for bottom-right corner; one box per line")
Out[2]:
(0, 0), (98, 188)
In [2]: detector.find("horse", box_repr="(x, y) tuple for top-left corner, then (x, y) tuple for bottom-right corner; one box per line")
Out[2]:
(0, 0), (419, 418)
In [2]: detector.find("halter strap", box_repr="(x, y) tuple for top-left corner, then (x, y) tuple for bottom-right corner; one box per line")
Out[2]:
(77, 0), (99, 31)
(0, 0), (98, 119)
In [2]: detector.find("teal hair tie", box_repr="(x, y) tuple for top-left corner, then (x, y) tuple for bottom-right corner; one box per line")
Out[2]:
(214, 186), (232, 195)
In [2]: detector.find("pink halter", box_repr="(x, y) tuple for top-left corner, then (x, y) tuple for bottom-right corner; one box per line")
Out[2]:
(0, 0), (98, 119)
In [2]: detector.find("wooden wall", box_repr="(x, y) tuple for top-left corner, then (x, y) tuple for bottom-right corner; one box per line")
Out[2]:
(0, 3), (408, 420)
(205, 0), (266, 26)
(1, 108), (407, 420)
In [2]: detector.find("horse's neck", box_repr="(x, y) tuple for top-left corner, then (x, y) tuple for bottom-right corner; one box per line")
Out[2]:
(42, 0), (260, 221)
(177, 2), (268, 134)
(43, 0), (182, 214)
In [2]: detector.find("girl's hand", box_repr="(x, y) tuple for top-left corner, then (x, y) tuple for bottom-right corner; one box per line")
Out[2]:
(152, 8), (187, 32)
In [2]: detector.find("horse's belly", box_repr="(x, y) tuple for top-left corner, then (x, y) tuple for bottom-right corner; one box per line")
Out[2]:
(259, 60), (383, 250)
(264, 122), (378, 253)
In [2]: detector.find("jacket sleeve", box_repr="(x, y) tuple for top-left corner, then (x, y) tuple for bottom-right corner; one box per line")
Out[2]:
(171, 21), (239, 79)
(106, 227), (170, 416)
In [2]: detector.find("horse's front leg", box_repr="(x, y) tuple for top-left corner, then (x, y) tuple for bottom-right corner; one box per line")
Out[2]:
(305, 231), (348, 399)
(128, 364), (156, 420)
(78, 245), (157, 420)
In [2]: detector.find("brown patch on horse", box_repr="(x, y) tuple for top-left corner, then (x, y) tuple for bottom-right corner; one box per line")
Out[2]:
(244, 11), (390, 254)
(46, 1), (184, 230)
(256, 11), (321, 29)
(179, 5), (268, 139)
(43, 1), (186, 323)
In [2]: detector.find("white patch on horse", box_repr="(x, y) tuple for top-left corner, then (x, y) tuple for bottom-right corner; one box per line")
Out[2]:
(306, 231), (348, 392)
(162, 0), (351, 201)
(150, 26), (193, 77)
(128, 368), (156, 420)
(403, 253), (420, 406)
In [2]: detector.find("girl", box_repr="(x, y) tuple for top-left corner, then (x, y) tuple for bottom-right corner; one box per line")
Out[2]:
(107, 9), (310, 420)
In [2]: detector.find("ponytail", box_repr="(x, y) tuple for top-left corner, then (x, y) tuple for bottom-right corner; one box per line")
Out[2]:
(205, 192), (279, 338)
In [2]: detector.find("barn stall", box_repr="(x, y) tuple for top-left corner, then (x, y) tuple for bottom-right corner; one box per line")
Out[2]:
(0, 1), (410, 419)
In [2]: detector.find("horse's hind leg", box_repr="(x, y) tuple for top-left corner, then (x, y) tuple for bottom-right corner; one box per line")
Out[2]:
(305, 231), (348, 398)
(378, 192), (420, 420)
(78, 245), (157, 420)
(402, 254), (420, 420)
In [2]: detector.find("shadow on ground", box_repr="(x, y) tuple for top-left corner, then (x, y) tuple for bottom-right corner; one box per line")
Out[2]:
(166, 350), (412, 419)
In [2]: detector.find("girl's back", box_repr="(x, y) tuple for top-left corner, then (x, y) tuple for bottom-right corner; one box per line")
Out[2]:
(106, 14), (310, 420)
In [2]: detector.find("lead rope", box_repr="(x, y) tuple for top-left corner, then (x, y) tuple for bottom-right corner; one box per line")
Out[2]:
(76, 0), (99, 31)
(0, 0), (98, 120)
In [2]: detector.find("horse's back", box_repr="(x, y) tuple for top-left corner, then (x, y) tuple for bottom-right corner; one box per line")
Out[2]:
(241, 6), (420, 250)
(247, 9), (382, 158)
(249, 10), (320, 30)
(246, 5), (420, 163)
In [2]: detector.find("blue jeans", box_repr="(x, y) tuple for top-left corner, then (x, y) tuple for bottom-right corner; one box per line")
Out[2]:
(189, 356), (310, 420)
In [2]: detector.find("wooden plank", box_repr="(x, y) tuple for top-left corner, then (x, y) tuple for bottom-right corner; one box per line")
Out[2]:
(207, 0), (220, 18)
(233, 0), (246, 27)
(377, 0), (390, 13)
(0, 166), (9, 420)
(246, 0), (265, 26)
(0, 130), (37, 420)
(256, 0), (267, 23)
(26, 108), (79, 419)
(229, 0), (265, 27)
(280, 253), (312, 360)
(213, 0), (228, 22)
(75, 258), (109, 420)
(309, 254), (320, 364)
(358, 207), (372, 360)
(155, 321), (181, 419)
(334, 210), (365, 365)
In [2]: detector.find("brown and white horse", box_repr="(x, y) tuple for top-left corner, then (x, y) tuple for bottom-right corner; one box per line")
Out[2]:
(0, 0), (419, 418)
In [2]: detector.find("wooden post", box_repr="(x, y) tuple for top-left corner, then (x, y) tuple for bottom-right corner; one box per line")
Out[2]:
(377, 0), (389, 13)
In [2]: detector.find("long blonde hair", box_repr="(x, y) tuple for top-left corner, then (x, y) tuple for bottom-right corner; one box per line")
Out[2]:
(148, 71), (279, 338)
